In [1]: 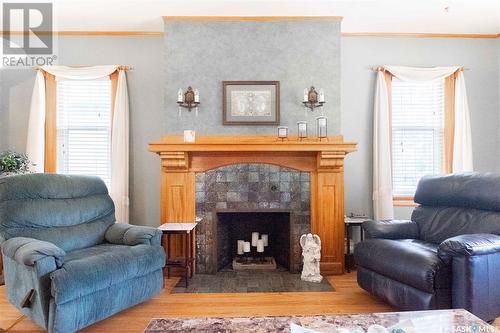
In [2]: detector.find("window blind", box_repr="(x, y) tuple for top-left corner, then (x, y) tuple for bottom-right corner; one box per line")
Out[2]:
(56, 78), (112, 188)
(391, 78), (445, 197)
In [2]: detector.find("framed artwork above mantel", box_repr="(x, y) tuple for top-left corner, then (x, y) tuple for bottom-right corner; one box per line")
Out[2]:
(222, 81), (280, 125)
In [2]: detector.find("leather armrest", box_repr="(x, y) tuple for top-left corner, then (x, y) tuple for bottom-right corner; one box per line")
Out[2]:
(362, 220), (419, 240)
(105, 223), (162, 246)
(1, 237), (65, 267)
(438, 233), (500, 264)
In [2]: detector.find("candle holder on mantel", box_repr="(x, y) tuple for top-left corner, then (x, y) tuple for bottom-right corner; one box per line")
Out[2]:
(297, 121), (308, 141)
(277, 126), (289, 141)
(177, 86), (200, 112)
(302, 86), (325, 111)
(316, 116), (328, 141)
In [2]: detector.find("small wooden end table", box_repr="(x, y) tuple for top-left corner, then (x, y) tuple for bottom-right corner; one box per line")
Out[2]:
(158, 222), (198, 288)
(345, 217), (368, 273)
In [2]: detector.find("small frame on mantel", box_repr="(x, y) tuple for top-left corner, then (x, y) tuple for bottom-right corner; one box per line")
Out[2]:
(222, 81), (280, 125)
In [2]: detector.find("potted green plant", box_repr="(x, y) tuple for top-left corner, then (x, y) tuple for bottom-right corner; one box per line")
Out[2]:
(0, 150), (33, 285)
(0, 150), (33, 177)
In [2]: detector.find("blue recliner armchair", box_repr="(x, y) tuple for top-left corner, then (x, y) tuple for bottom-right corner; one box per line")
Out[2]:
(0, 174), (166, 332)
(355, 173), (500, 322)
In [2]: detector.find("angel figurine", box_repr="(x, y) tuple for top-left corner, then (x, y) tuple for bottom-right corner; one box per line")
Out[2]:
(300, 233), (323, 283)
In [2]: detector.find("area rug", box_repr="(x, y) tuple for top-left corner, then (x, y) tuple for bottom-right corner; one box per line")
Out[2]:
(172, 269), (335, 293)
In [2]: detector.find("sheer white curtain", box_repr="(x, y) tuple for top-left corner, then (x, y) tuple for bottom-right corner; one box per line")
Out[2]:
(40, 65), (118, 80)
(111, 70), (130, 224)
(26, 65), (130, 223)
(373, 72), (394, 220)
(26, 70), (46, 173)
(383, 66), (460, 82)
(373, 66), (473, 220)
(453, 71), (473, 172)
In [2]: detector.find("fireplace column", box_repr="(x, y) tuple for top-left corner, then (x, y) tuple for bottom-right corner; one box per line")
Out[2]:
(312, 151), (347, 275)
(159, 152), (196, 262)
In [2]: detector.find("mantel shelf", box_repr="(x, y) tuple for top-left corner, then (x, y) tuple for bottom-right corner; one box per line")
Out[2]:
(148, 135), (357, 153)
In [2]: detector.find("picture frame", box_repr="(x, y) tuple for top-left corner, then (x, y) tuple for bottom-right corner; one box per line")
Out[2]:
(222, 81), (280, 125)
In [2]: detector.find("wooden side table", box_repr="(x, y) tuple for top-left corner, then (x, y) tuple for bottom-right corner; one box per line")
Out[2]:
(344, 217), (368, 273)
(158, 222), (197, 288)
(0, 249), (4, 285)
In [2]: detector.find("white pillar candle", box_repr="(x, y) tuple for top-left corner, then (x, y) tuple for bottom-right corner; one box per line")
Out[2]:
(303, 88), (308, 102)
(261, 234), (268, 247)
(237, 240), (244, 255)
(194, 89), (200, 103)
(251, 232), (259, 247)
(243, 241), (251, 253)
(257, 239), (264, 253)
(177, 88), (183, 102)
(319, 88), (325, 102)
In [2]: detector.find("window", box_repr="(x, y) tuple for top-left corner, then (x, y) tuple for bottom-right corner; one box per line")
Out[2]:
(391, 78), (445, 198)
(56, 78), (112, 188)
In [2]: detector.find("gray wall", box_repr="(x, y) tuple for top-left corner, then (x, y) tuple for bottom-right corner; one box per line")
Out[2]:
(1, 35), (499, 225)
(164, 19), (341, 134)
(342, 37), (500, 220)
(498, 40), (500, 172)
(0, 70), (6, 151)
(0, 69), (33, 152)
(0, 37), (164, 227)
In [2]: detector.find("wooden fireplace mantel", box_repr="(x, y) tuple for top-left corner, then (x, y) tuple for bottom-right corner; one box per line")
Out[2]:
(148, 135), (357, 275)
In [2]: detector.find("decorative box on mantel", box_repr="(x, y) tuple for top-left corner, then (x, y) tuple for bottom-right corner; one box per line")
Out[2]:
(148, 135), (357, 275)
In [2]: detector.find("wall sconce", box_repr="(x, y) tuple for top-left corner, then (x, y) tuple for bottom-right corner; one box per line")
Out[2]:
(302, 86), (325, 111)
(177, 86), (200, 113)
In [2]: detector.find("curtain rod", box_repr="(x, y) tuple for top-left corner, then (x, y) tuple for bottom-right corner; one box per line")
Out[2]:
(33, 65), (133, 71)
(370, 66), (468, 72)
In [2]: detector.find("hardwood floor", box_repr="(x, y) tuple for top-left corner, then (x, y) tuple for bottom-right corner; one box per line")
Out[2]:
(0, 273), (498, 332)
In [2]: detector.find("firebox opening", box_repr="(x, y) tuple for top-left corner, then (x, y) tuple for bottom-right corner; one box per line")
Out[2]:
(216, 211), (291, 271)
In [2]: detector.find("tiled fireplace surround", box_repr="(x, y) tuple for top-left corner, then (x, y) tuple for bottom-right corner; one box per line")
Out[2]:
(195, 163), (311, 274)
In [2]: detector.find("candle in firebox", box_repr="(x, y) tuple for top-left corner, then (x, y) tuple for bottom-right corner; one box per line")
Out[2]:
(251, 232), (259, 247)
(237, 240), (244, 255)
(243, 241), (251, 253)
(257, 239), (264, 253)
(261, 234), (269, 247)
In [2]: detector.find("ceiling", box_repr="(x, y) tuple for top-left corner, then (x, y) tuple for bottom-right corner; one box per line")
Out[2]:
(5, 0), (500, 34)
